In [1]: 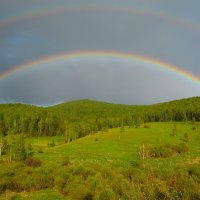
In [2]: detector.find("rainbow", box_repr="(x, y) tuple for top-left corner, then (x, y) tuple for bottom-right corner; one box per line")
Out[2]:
(1, 51), (200, 85)
(1, 4), (200, 32)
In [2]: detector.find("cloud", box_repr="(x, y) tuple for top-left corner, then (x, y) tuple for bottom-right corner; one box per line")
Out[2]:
(0, 59), (199, 105)
(0, 0), (200, 104)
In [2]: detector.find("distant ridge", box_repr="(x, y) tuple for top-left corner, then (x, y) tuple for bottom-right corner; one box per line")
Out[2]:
(0, 96), (200, 108)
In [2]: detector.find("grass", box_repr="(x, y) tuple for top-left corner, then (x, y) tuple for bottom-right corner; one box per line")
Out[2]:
(1, 122), (200, 199)
(26, 122), (200, 169)
(0, 189), (66, 200)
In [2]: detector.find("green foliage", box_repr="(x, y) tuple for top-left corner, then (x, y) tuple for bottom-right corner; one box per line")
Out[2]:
(120, 125), (125, 132)
(0, 97), (200, 143)
(149, 143), (189, 158)
(170, 124), (178, 137)
(149, 145), (174, 158)
(188, 164), (200, 183)
(38, 148), (43, 153)
(99, 188), (115, 200)
(61, 156), (70, 167)
(182, 132), (189, 142)
(1, 139), (8, 155)
(25, 157), (42, 168)
(47, 140), (55, 147)
(11, 135), (27, 161)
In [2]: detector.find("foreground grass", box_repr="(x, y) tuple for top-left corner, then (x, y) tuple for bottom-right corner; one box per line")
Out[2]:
(0, 189), (66, 200)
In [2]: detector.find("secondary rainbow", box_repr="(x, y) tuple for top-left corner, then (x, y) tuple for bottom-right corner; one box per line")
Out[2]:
(0, 51), (200, 85)
(1, 5), (200, 32)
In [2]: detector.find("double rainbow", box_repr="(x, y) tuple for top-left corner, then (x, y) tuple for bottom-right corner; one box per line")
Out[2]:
(1, 4), (200, 85)
(0, 51), (199, 85)
(1, 4), (200, 32)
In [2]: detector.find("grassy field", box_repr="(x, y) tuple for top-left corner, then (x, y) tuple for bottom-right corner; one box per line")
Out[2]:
(1, 122), (200, 200)
(26, 122), (200, 168)
(1, 189), (66, 200)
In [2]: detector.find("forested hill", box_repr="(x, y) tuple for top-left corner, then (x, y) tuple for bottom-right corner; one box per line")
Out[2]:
(0, 97), (200, 139)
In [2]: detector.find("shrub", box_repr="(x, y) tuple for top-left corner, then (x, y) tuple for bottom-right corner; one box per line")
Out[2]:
(188, 165), (200, 183)
(38, 148), (43, 153)
(192, 126), (197, 131)
(10, 194), (21, 200)
(149, 146), (173, 158)
(149, 143), (189, 158)
(130, 160), (140, 167)
(83, 192), (94, 200)
(48, 140), (55, 147)
(68, 183), (91, 200)
(25, 157), (42, 168)
(181, 132), (189, 143)
(62, 156), (71, 166)
(99, 188), (115, 200)
(54, 176), (66, 192)
(34, 170), (54, 190)
(174, 143), (189, 153)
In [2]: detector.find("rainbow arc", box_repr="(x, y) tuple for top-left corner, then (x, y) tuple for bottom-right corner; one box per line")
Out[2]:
(0, 51), (199, 85)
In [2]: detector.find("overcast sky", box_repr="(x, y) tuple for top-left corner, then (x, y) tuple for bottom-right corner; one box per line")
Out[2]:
(0, 0), (200, 105)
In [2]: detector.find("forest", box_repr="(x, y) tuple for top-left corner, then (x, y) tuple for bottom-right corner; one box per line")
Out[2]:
(0, 97), (200, 140)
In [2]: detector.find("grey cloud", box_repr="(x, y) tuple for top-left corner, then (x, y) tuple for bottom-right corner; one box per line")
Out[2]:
(0, 0), (200, 105)
(0, 60), (199, 105)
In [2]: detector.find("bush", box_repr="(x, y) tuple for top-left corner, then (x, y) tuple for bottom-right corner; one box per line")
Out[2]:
(192, 126), (197, 131)
(62, 156), (71, 166)
(130, 160), (140, 167)
(10, 194), (21, 200)
(149, 143), (189, 158)
(174, 143), (189, 153)
(188, 165), (200, 183)
(99, 189), (115, 200)
(181, 133), (189, 143)
(25, 157), (42, 168)
(149, 146), (173, 158)
(48, 140), (55, 147)
(54, 176), (66, 192)
(38, 148), (43, 153)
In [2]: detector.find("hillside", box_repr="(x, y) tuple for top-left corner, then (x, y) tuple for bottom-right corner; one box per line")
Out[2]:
(0, 97), (200, 139)
(1, 98), (200, 199)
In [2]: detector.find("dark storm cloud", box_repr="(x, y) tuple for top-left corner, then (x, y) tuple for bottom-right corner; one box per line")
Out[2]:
(0, 0), (200, 104)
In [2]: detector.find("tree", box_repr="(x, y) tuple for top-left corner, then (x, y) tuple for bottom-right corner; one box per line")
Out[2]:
(8, 135), (27, 161)
(137, 143), (149, 168)
(27, 143), (34, 157)
(12, 135), (27, 161)
(183, 132), (189, 143)
(0, 114), (5, 156)
(171, 125), (177, 137)
(120, 120), (125, 133)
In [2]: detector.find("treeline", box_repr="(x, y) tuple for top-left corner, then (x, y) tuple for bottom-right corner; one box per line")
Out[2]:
(0, 104), (65, 137)
(0, 97), (200, 139)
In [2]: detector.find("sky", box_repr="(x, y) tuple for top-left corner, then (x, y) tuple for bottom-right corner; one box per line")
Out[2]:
(0, 0), (200, 106)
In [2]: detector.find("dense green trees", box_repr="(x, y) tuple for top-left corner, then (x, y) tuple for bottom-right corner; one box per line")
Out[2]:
(0, 97), (200, 141)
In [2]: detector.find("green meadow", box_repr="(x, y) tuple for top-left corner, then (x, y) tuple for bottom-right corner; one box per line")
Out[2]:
(1, 122), (200, 199)
(27, 122), (200, 167)
(1, 98), (200, 199)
